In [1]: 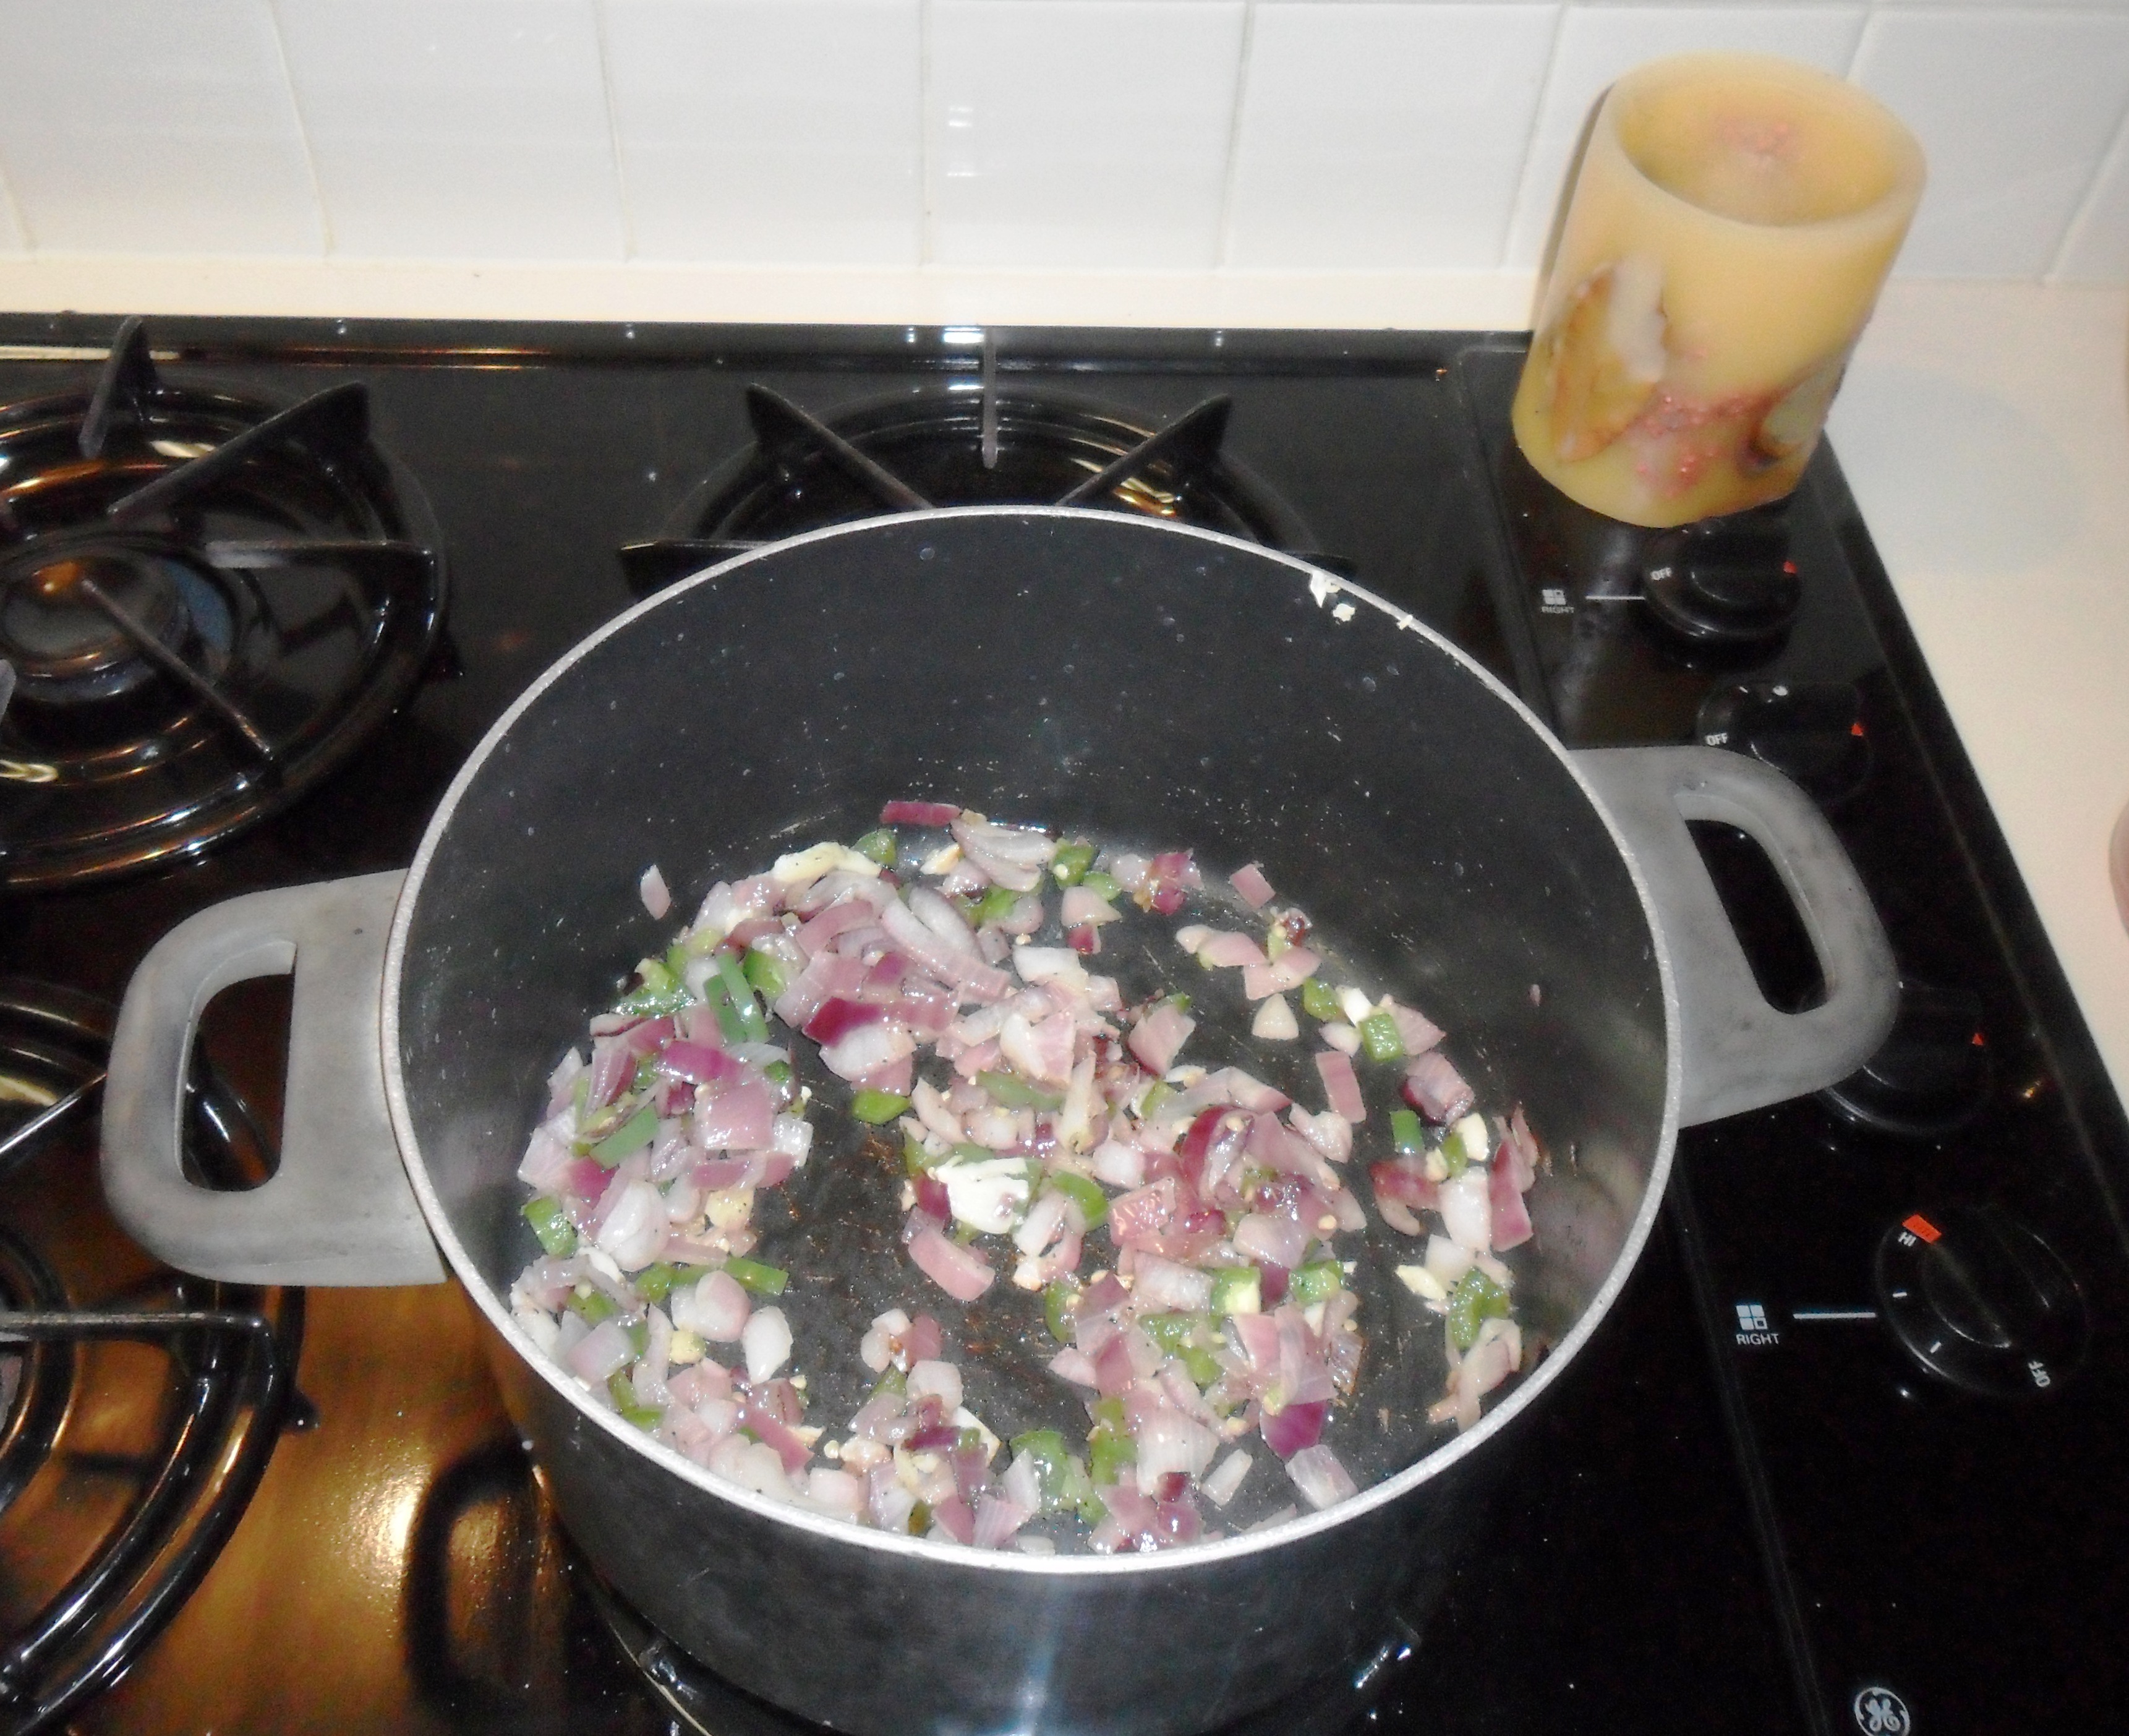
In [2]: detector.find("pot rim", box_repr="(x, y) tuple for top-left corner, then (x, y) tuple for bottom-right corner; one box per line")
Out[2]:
(379, 505), (1684, 1578)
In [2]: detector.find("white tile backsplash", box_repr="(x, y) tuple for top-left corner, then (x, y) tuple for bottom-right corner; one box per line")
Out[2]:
(275, 0), (624, 260)
(1853, 7), (2129, 276)
(604, 0), (922, 265)
(0, 0), (322, 255)
(928, 0), (1246, 268)
(1503, 5), (1868, 267)
(1226, 3), (1558, 269)
(0, 0), (2120, 284)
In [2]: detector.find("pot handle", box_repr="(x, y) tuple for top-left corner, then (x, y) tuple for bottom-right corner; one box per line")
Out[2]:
(1572, 746), (1897, 1127)
(101, 871), (446, 1286)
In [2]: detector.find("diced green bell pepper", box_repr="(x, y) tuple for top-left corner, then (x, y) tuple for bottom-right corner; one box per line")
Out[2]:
(521, 1195), (578, 1255)
(1207, 1266), (1262, 1317)
(1289, 1259), (1344, 1306)
(976, 1070), (1063, 1112)
(1046, 1171), (1107, 1229)
(1447, 1265), (1511, 1351)
(714, 951), (770, 1044)
(853, 826), (898, 865)
(743, 949), (789, 1001)
(1357, 1011), (1404, 1063)
(1051, 840), (1096, 886)
(1300, 978), (1341, 1022)
(1088, 1426), (1135, 1486)
(567, 1288), (617, 1324)
(1008, 1429), (1073, 1510)
(1043, 1279), (1080, 1343)
(1390, 1108), (1425, 1157)
(589, 1103), (659, 1168)
(723, 1257), (788, 1296)
(850, 1088), (910, 1124)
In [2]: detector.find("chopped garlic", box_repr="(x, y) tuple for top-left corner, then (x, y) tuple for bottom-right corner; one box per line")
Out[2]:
(1397, 1264), (1449, 1301)
(771, 840), (883, 884)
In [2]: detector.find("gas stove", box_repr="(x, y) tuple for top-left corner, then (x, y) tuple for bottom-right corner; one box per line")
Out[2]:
(1, 315), (2124, 1736)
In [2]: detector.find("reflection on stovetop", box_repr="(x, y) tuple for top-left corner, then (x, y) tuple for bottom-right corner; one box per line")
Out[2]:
(0, 317), (2124, 1736)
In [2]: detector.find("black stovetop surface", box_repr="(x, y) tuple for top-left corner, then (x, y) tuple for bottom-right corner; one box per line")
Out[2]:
(2, 316), (2125, 1736)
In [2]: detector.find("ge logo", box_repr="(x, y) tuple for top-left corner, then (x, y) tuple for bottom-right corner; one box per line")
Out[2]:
(1853, 1686), (1912, 1734)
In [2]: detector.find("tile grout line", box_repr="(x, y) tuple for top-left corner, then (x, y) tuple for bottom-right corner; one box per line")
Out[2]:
(592, 0), (638, 263)
(919, 0), (936, 270)
(0, 143), (32, 256)
(1843, 1), (1869, 83)
(1496, 1), (1573, 278)
(1213, 0), (1258, 272)
(266, 0), (335, 258)
(2046, 83), (2129, 283)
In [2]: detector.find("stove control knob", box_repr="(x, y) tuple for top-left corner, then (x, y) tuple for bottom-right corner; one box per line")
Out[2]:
(1697, 681), (1871, 806)
(1820, 981), (1991, 1138)
(1875, 1206), (2087, 1397)
(1641, 515), (1801, 646)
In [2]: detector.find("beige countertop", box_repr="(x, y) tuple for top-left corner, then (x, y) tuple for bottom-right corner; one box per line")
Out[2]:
(1826, 281), (2129, 1123)
(4, 259), (2122, 1120)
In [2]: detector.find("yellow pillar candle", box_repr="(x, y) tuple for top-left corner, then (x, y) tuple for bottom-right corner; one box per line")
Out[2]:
(1512, 52), (1924, 527)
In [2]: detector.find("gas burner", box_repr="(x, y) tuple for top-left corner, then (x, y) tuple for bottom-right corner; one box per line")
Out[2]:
(0, 978), (301, 1735)
(0, 317), (446, 890)
(620, 383), (1322, 594)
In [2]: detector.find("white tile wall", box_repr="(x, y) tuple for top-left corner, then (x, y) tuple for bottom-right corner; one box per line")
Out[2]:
(1226, 3), (1559, 269)
(0, 0), (2118, 283)
(927, 0), (1247, 268)
(275, 0), (625, 260)
(603, 0), (923, 265)
(1502, 5), (1869, 267)
(2057, 108), (2129, 281)
(0, 0), (322, 254)
(1853, 7), (2129, 276)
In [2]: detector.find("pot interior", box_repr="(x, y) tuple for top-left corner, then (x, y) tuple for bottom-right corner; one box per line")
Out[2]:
(393, 508), (1670, 1517)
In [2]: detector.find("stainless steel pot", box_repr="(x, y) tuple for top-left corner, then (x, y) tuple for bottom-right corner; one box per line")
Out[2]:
(101, 509), (1896, 1734)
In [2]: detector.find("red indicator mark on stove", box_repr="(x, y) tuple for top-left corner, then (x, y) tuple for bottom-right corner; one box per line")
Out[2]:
(1971, 1032), (1986, 1046)
(1850, 720), (1866, 737)
(1902, 1213), (1942, 1243)
(1782, 560), (1798, 575)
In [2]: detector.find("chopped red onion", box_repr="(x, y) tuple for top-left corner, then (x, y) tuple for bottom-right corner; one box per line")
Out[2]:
(881, 800), (962, 826)
(1198, 930), (1269, 969)
(973, 1494), (1033, 1550)
(1229, 863), (1276, 909)
(672, 1270), (750, 1342)
(1440, 1169), (1493, 1252)
(1132, 1252), (1214, 1312)
(1402, 1050), (1475, 1123)
(1128, 1001), (1195, 1075)
(1488, 1149), (1534, 1250)
(1284, 1443), (1358, 1510)
(907, 1221), (996, 1301)
(1315, 1050), (1365, 1123)
(1260, 1397), (1329, 1459)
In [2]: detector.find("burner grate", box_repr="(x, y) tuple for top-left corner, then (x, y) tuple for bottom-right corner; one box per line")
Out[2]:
(0, 318), (448, 889)
(0, 979), (301, 1736)
(621, 380), (1323, 595)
